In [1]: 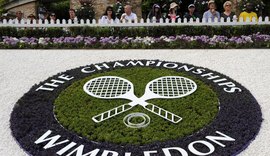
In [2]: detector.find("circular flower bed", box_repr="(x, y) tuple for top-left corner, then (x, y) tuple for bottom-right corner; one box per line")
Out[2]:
(10, 60), (262, 156)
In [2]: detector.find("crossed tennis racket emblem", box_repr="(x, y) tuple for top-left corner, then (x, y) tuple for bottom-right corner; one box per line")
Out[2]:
(83, 76), (197, 125)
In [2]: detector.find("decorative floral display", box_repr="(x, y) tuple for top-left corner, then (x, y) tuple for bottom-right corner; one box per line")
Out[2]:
(10, 60), (262, 156)
(1, 33), (270, 49)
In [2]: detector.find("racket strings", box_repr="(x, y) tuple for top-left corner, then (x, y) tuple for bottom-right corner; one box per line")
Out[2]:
(149, 77), (196, 97)
(86, 77), (131, 97)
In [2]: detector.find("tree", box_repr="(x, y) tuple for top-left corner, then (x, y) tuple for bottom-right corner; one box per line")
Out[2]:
(76, 0), (95, 21)
(238, 0), (265, 16)
(0, 0), (7, 14)
(46, 0), (70, 20)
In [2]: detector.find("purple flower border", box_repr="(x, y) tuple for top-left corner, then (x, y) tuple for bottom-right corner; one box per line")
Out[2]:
(1, 33), (270, 49)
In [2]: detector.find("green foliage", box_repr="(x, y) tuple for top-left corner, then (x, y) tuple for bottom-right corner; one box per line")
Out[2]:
(238, 0), (265, 15)
(113, 1), (124, 19)
(0, 27), (68, 38)
(0, 0), (6, 14)
(48, 0), (70, 20)
(77, 3), (95, 21)
(54, 67), (219, 145)
(1, 25), (270, 38)
(0, 27), (17, 36)
(69, 25), (270, 37)
(193, 0), (208, 14)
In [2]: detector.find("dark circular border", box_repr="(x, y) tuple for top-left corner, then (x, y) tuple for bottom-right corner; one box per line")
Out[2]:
(10, 60), (262, 156)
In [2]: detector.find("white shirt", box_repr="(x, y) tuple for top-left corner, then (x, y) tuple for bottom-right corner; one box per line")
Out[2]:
(121, 12), (137, 22)
(13, 17), (27, 24)
(100, 16), (120, 24)
(69, 17), (78, 23)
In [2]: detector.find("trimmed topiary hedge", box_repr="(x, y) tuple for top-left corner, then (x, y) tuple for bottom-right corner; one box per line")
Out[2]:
(1, 25), (270, 38)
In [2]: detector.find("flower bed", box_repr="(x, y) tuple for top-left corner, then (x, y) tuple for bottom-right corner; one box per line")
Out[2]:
(10, 59), (263, 156)
(1, 33), (270, 49)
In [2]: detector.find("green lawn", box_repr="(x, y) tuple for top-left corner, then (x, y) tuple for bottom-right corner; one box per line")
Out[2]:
(54, 67), (219, 145)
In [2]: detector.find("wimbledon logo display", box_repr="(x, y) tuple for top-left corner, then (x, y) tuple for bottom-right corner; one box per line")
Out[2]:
(10, 60), (262, 156)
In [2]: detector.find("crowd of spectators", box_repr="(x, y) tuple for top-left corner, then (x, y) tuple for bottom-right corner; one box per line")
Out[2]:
(1, 0), (260, 24)
(145, 0), (258, 23)
(100, 0), (259, 23)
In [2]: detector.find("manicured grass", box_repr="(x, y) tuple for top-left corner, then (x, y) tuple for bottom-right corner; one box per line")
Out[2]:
(54, 67), (219, 145)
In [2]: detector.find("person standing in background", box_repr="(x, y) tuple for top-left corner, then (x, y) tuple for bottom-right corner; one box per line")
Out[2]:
(221, 1), (235, 21)
(27, 14), (36, 24)
(239, 2), (258, 22)
(147, 4), (162, 22)
(69, 9), (79, 23)
(183, 4), (199, 22)
(15, 11), (25, 23)
(42, 12), (49, 22)
(100, 6), (119, 24)
(168, 2), (180, 22)
(49, 13), (57, 23)
(203, 0), (220, 22)
(120, 5), (137, 22)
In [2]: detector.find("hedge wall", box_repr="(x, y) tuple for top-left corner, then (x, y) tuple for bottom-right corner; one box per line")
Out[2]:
(1, 25), (270, 38)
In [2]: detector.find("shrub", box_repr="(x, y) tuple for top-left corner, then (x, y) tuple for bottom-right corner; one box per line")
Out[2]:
(1, 25), (270, 39)
(0, 27), (68, 38)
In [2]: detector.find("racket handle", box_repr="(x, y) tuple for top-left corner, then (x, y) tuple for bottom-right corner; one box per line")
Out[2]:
(92, 104), (133, 123)
(144, 103), (182, 123)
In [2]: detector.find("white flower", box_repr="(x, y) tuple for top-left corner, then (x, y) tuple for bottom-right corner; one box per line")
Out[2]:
(38, 38), (45, 44)
(244, 36), (253, 43)
(12, 37), (19, 41)
(160, 36), (167, 39)
(139, 36), (155, 45)
(164, 38), (172, 42)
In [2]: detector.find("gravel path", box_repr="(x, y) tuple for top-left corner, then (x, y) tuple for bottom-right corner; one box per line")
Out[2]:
(0, 49), (269, 156)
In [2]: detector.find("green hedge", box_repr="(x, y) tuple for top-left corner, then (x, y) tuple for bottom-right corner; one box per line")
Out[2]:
(68, 25), (270, 37)
(0, 27), (68, 38)
(1, 25), (270, 38)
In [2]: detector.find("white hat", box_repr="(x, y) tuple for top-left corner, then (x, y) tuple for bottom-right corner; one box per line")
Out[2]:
(153, 4), (160, 8)
(208, 0), (215, 6)
(188, 4), (195, 8)
(170, 2), (179, 10)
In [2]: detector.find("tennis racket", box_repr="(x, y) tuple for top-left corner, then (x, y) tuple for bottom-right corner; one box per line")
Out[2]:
(84, 76), (197, 123)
